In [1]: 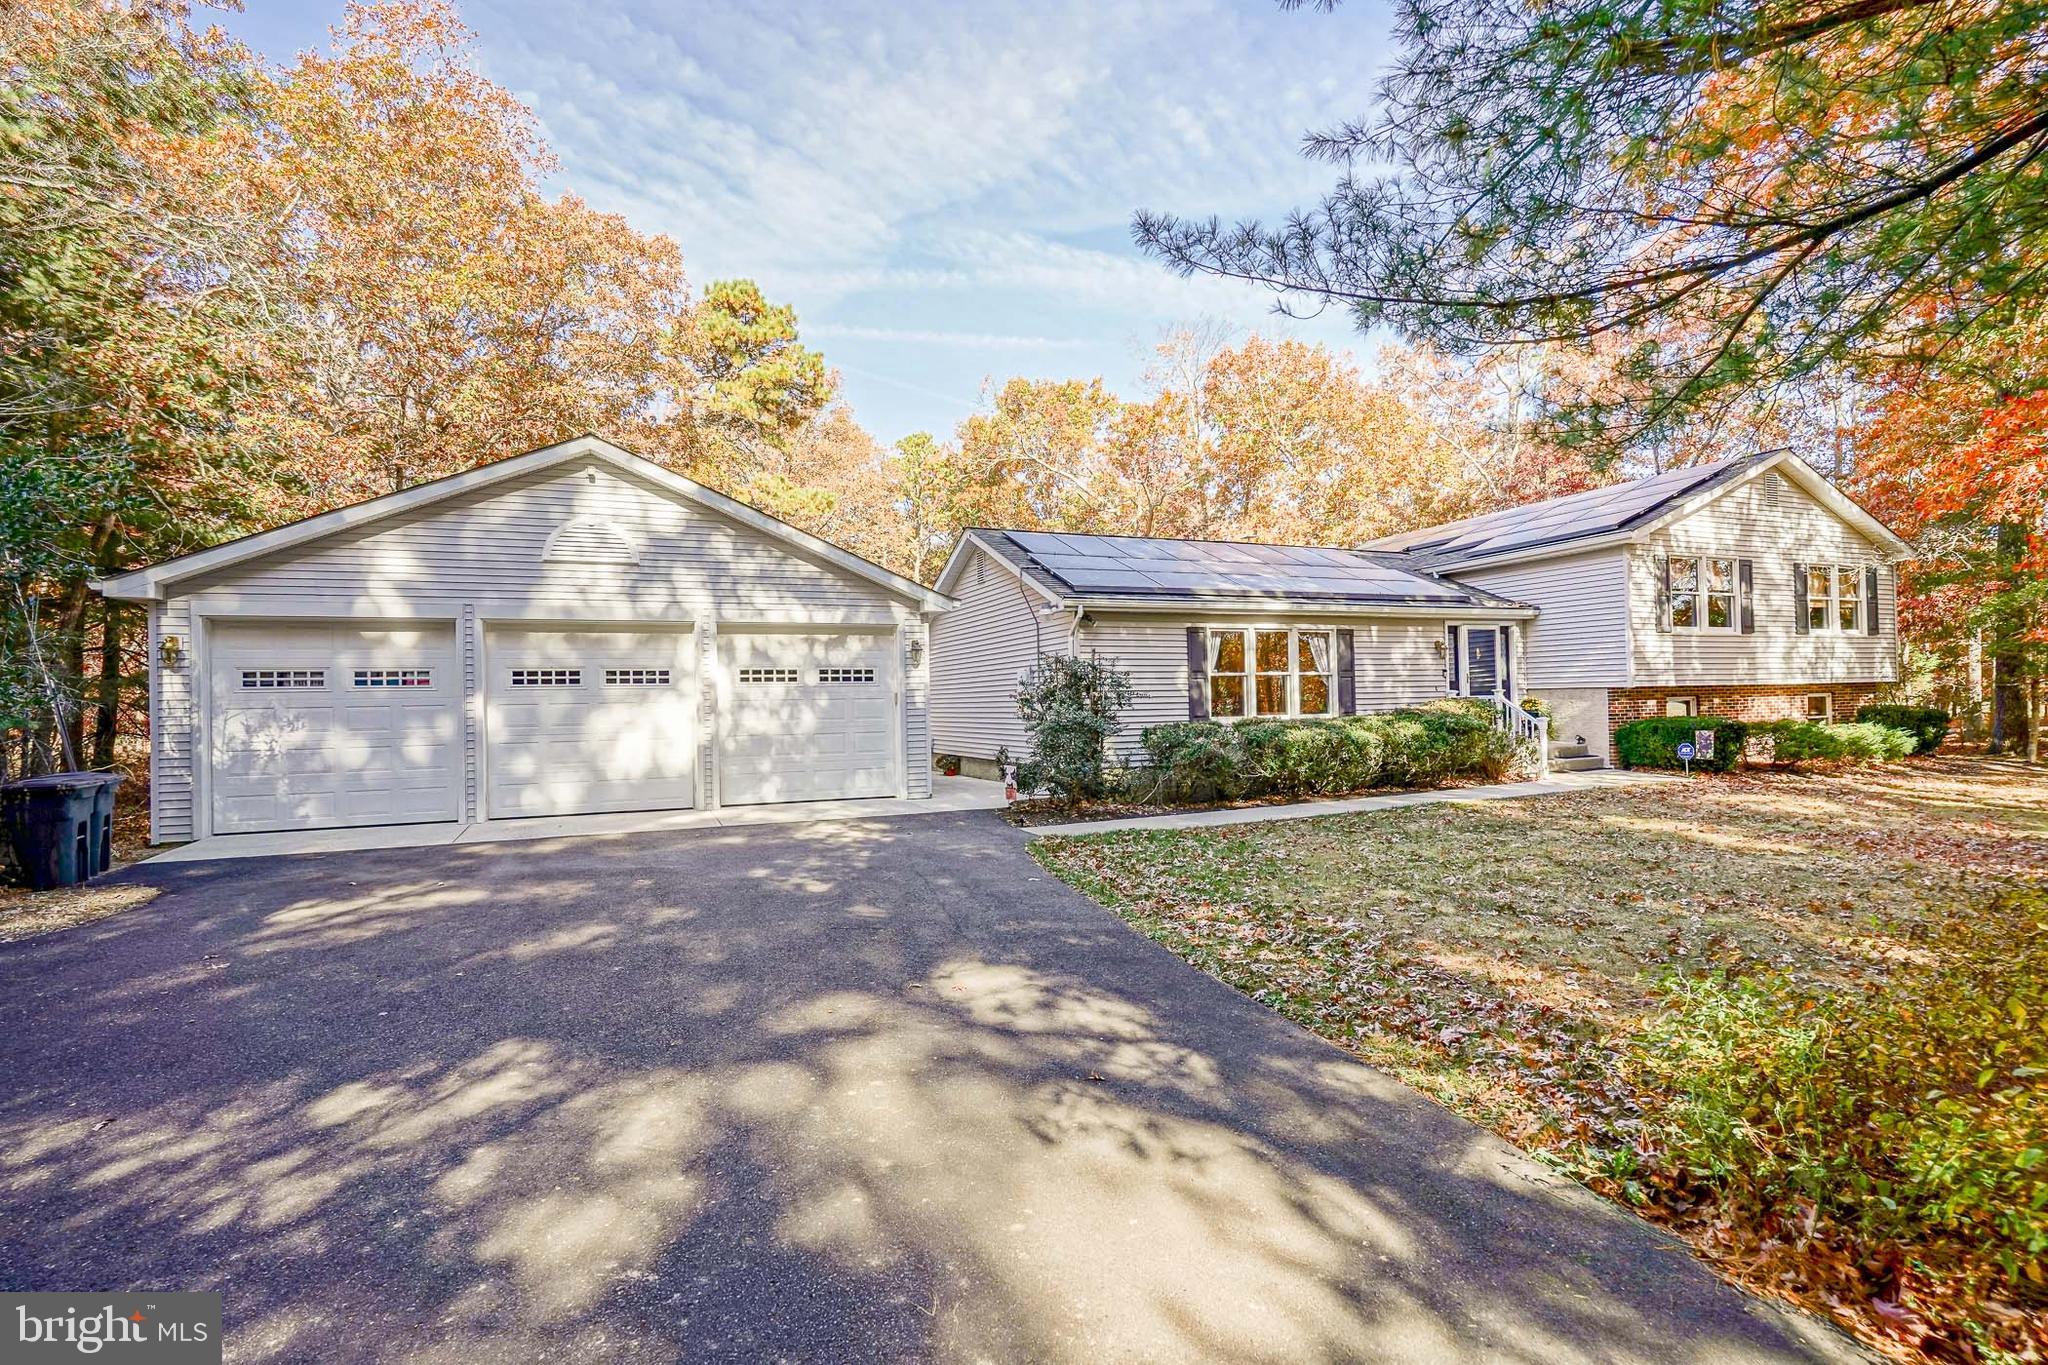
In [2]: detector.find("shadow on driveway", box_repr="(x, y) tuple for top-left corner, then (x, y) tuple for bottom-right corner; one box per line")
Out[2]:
(0, 812), (1858, 1362)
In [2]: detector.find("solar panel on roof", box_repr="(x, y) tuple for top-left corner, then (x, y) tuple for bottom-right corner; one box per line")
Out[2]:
(994, 527), (1514, 604)
(1053, 567), (1157, 591)
(1364, 454), (1757, 563)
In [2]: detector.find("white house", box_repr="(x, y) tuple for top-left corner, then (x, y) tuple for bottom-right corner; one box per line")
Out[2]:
(1366, 450), (1910, 762)
(931, 451), (1908, 772)
(929, 529), (1537, 774)
(95, 436), (950, 842)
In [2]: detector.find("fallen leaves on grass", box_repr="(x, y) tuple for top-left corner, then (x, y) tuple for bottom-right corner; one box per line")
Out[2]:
(1033, 754), (2048, 1363)
(0, 882), (160, 943)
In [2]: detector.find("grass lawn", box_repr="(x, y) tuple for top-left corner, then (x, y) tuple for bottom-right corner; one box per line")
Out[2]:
(1033, 753), (2048, 1362)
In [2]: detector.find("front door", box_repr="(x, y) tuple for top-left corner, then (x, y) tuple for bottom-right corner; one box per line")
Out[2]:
(1463, 627), (1501, 697)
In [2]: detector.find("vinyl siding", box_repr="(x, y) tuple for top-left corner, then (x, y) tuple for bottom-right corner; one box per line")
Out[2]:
(902, 617), (933, 797)
(927, 547), (1071, 762)
(152, 599), (196, 841)
(1079, 614), (1455, 761)
(1450, 549), (1629, 688)
(1630, 473), (1898, 686)
(151, 458), (927, 838)
(177, 461), (898, 620)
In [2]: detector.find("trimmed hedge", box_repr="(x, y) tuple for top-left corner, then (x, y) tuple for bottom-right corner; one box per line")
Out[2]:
(1748, 718), (1915, 765)
(1137, 699), (1522, 803)
(1854, 703), (1950, 754)
(1614, 716), (1748, 772)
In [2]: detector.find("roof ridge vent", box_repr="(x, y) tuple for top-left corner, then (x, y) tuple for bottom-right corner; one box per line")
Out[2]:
(543, 515), (639, 565)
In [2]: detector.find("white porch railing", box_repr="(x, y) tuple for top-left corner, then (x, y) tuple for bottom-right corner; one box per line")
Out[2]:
(1479, 695), (1549, 778)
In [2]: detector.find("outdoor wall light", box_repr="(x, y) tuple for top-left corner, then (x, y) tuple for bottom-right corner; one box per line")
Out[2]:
(907, 638), (926, 669)
(159, 634), (184, 670)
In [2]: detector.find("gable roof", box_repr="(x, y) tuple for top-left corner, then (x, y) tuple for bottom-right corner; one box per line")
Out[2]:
(1364, 450), (1910, 571)
(92, 434), (950, 611)
(940, 528), (1532, 616)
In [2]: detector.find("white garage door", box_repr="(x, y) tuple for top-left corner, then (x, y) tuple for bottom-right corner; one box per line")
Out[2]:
(718, 633), (897, 805)
(486, 629), (697, 818)
(209, 622), (460, 835)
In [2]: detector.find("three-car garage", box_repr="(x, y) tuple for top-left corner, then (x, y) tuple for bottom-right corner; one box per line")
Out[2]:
(98, 438), (945, 843)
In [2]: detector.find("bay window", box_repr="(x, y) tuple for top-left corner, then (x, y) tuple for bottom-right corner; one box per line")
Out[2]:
(1207, 627), (1336, 719)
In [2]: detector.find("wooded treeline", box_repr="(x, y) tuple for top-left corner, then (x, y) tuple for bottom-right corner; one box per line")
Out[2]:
(4, 0), (2042, 778)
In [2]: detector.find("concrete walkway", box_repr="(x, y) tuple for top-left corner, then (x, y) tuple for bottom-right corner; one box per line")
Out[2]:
(1033, 768), (1678, 837)
(146, 776), (1009, 864)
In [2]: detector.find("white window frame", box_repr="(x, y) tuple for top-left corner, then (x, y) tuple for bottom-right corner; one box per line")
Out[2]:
(1664, 696), (1697, 718)
(1669, 555), (1738, 632)
(1808, 564), (1863, 633)
(1804, 693), (1833, 723)
(1204, 626), (1338, 721)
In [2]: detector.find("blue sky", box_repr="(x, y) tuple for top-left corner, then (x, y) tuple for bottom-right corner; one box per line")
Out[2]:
(221, 0), (1396, 445)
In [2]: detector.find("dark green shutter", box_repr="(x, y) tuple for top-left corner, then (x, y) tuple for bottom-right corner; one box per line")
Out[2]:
(1792, 562), (1809, 635)
(1185, 627), (1209, 719)
(1738, 559), (1755, 634)
(1864, 566), (1881, 635)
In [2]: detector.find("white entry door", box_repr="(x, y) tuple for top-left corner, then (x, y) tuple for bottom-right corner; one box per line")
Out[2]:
(485, 628), (697, 818)
(718, 633), (898, 805)
(209, 621), (460, 834)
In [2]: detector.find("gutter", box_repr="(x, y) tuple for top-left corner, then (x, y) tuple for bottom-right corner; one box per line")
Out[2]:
(1062, 597), (1537, 620)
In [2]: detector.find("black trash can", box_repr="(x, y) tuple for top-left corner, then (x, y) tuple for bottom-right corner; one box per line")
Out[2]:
(2, 773), (121, 891)
(86, 773), (123, 875)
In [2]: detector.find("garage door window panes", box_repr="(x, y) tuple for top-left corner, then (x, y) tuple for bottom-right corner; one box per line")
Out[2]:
(818, 667), (876, 684)
(511, 669), (580, 686)
(240, 669), (325, 689)
(353, 669), (431, 687)
(604, 668), (671, 685)
(739, 668), (800, 684)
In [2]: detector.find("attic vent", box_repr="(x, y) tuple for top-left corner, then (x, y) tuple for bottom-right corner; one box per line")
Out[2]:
(543, 516), (638, 565)
(1764, 472), (1783, 509)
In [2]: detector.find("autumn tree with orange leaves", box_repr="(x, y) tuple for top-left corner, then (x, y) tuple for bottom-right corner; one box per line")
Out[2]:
(1, 0), (830, 774)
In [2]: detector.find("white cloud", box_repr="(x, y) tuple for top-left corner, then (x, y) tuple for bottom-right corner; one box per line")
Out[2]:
(806, 324), (1093, 350)
(454, 0), (1396, 436)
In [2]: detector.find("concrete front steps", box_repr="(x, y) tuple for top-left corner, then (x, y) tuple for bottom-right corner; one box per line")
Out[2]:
(1547, 739), (1607, 773)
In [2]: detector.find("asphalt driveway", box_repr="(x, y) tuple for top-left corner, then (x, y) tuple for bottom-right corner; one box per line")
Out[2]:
(0, 811), (1857, 1363)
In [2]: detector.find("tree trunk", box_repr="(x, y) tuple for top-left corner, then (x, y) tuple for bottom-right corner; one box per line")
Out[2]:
(1991, 652), (2029, 754)
(90, 598), (122, 770)
(1988, 523), (2031, 754)
(2030, 673), (2042, 764)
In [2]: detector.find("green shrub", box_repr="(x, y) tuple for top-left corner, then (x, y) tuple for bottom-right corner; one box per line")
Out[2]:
(1138, 721), (1245, 802)
(1628, 887), (2048, 1295)
(1235, 719), (1372, 796)
(1012, 654), (1133, 802)
(1856, 703), (1951, 754)
(1137, 704), (1515, 804)
(1748, 719), (1915, 766)
(1613, 715), (1747, 772)
(1831, 720), (1916, 760)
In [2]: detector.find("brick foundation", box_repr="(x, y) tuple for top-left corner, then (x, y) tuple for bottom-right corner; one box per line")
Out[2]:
(1608, 683), (1884, 757)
